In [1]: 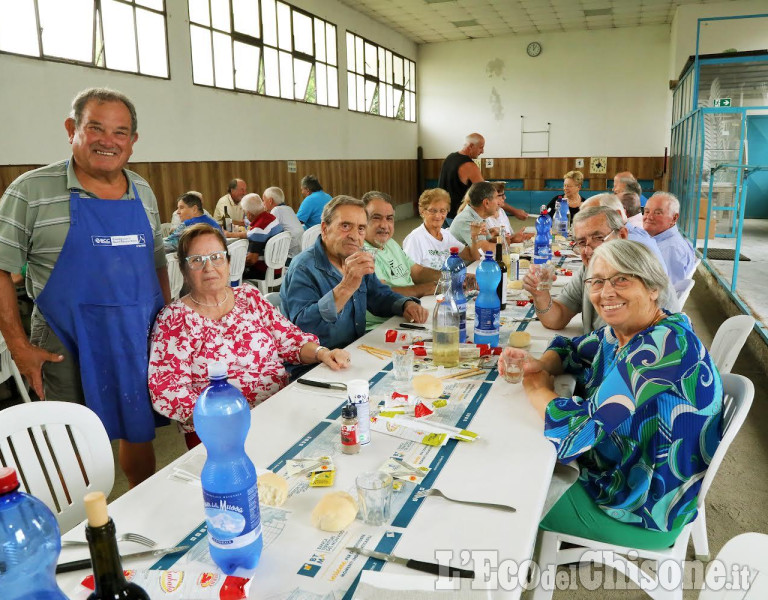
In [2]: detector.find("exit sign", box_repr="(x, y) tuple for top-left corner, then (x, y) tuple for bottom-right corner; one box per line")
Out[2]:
(714, 98), (732, 107)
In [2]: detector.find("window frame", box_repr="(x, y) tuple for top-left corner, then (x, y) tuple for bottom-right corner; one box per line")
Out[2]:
(188, 0), (339, 109)
(345, 30), (416, 123)
(0, 0), (170, 80)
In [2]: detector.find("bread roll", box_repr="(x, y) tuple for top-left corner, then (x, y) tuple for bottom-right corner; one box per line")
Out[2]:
(412, 374), (444, 398)
(311, 491), (358, 532)
(257, 471), (288, 507)
(508, 331), (531, 348)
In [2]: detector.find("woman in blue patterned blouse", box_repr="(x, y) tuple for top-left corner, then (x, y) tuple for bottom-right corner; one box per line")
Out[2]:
(501, 240), (722, 550)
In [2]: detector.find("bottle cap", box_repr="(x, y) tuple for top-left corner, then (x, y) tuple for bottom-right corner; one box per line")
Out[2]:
(342, 402), (357, 419)
(208, 361), (228, 379)
(449, 246), (459, 253)
(0, 467), (19, 494)
(84, 491), (109, 527)
(484, 250), (494, 259)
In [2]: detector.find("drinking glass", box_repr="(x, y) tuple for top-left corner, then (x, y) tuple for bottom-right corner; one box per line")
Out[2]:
(533, 262), (555, 291)
(392, 350), (414, 382)
(499, 351), (528, 384)
(470, 220), (487, 243)
(356, 472), (393, 526)
(463, 277), (479, 302)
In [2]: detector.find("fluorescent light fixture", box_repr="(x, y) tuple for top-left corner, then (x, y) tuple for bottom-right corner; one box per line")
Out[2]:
(424, 0), (455, 3)
(584, 8), (613, 17)
(451, 19), (479, 28)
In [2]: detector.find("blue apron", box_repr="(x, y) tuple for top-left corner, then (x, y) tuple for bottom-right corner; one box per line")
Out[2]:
(35, 181), (166, 442)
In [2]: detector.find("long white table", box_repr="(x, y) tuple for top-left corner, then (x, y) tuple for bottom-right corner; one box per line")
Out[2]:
(58, 293), (583, 599)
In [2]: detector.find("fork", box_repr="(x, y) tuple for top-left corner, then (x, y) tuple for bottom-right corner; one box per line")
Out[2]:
(62, 532), (156, 548)
(414, 488), (516, 513)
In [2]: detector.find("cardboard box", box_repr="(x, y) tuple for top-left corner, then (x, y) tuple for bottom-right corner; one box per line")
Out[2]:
(697, 217), (716, 240)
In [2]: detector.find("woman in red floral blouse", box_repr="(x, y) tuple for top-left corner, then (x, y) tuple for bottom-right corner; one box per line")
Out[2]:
(149, 223), (350, 448)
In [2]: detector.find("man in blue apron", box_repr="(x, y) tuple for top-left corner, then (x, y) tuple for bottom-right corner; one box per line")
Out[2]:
(0, 88), (171, 488)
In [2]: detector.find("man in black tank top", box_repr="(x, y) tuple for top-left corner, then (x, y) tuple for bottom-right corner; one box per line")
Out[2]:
(437, 133), (485, 218)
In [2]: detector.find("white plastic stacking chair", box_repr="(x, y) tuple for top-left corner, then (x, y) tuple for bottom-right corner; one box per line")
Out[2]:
(166, 254), (184, 300)
(254, 232), (291, 294)
(301, 224), (321, 251)
(674, 278), (695, 307)
(0, 401), (115, 533)
(0, 333), (32, 403)
(709, 315), (755, 374)
(697, 532), (768, 599)
(531, 373), (754, 600)
(228, 239), (248, 286)
(264, 292), (282, 313)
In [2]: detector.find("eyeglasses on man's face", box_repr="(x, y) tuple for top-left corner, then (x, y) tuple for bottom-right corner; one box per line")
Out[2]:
(186, 251), (228, 270)
(570, 229), (618, 254)
(585, 273), (636, 292)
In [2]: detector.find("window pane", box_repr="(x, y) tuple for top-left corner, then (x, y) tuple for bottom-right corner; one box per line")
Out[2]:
(294, 57), (311, 100)
(277, 1), (291, 51)
(385, 50), (392, 84)
(355, 36), (363, 73)
(409, 61), (415, 91)
(234, 41), (259, 91)
(378, 47), (385, 81)
(327, 65), (338, 107)
(38, 0), (93, 62)
(213, 31), (234, 88)
(211, 0), (230, 32)
(393, 87), (403, 118)
(278, 50), (293, 98)
(190, 25), (214, 85)
(136, 0), (164, 9)
(293, 11), (312, 55)
(393, 56), (403, 86)
(326, 23), (336, 65)
(384, 83), (394, 117)
(102, 0), (138, 72)
(345, 32), (355, 71)
(365, 80), (377, 113)
(0, 0), (39, 56)
(188, 0), (210, 26)
(316, 62), (328, 105)
(263, 46), (279, 96)
(233, 0), (259, 37)
(261, 0), (276, 46)
(315, 19), (326, 62)
(136, 8), (167, 77)
(347, 72), (356, 111)
(356, 74), (364, 111)
(364, 42), (376, 76)
(409, 91), (415, 122)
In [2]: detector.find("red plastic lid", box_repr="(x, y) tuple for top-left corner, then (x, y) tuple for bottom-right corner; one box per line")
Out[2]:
(449, 246), (459, 253)
(0, 467), (20, 494)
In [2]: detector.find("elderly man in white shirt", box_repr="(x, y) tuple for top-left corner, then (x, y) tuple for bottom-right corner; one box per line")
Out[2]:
(643, 192), (696, 288)
(263, 186), (303, 261)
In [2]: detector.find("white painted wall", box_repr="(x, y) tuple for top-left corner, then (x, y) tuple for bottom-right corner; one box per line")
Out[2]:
(0, 0), (417, 165)
(670, 0), (768, 80)
(418, 25), (672, 160)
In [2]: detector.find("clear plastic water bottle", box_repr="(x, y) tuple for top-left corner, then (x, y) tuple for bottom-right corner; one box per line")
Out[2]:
(433, 272), (460, 367)
(474, 250), (501, 347)
(194, 361), (262, 574)
(534, 205), (553, 265)
(444, 247), (467, 343)
(0, 467), (68, 600)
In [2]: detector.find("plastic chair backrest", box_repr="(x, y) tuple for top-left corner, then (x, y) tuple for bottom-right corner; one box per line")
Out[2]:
(257, 232), (292, 293)
(709, 315), (755, 374)
(0, 401), (115, 533)
(166, 254), (184, 300)
(697, 532), (768, 600)
(674, 278), (695, 307)
(264, 292), (282, 312)
(228, 239), (249, 286)
(302, 224), (321, 251)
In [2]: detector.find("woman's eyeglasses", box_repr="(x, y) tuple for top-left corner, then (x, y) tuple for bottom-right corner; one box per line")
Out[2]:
(185, 251), (228, 270)
(584, 273), (635, 292)
(425, 207), (448, 215)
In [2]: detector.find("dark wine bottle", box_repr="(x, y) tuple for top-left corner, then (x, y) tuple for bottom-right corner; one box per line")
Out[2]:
(84, 492), (149, 600)
(495, 238), (508, 311)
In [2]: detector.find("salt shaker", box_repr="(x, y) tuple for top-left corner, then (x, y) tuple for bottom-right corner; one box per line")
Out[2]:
(340, 402), (360, 455)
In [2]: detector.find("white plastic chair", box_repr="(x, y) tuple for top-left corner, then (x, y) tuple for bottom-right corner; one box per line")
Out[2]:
(264, 292), (282, 313)
(709, 315), (755, 375)
(0, 401), (115, 533)
(531, 373), (754, 600)
(228, 239), (248, 286)
(697, 532), (768, 599)
(166, 254), (184, 300)
(0, 333), (32, 403)
(253, 231), (292, 294)
(674, 278), (695, 307)
(301, 224), (321, 251)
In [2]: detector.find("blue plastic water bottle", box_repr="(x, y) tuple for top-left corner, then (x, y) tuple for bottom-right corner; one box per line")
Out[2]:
(0, 467), (68, 600)
(444, 247), (468, 343)
(534, 205), (552, 265)
(557, 198), (570, 237)
(474, 250), (501, 346)
(195, 362), (263, 574)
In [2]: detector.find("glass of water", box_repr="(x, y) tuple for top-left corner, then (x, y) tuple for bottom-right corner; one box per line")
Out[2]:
(356, 471), (393, 526)
(392, 349), (414, 382)
(499, 350), (529, 384)
(533, 262), (556, 291)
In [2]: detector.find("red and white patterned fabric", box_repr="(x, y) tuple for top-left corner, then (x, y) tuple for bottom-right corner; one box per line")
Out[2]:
(148, 285), (317, 432)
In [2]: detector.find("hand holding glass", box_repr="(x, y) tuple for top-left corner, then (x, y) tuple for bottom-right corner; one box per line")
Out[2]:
(532, 262), (555, 290)
(499, 349), (529, 384)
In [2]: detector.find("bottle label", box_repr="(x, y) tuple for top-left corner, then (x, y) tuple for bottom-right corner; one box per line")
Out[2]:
(203, 484), (262, 550)
(341, 423), (358, 445)
(350, 398), (371, 445)
(475, 306), (500, 335)
(457, 301), (467, 343)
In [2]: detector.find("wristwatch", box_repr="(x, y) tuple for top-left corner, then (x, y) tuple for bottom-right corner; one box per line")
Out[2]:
(314, 345), (328, 361)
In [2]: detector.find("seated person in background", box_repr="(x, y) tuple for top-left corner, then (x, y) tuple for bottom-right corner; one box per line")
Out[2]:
(164, 192), (221, 252)
(619, 190), (643, 227)
(613, 171), (648, 207)
(239, 193), (284, 281)
(149, 224), (349, 449)
(546, 170), (584, 223)
(214, 178), (247, 227)
(281, 195), (428, 349)
(449, 182), (503, 252)
(501, 240), (722, 550)
(362, 190), (443, 330)
(296, 174), (332, 229)
(524, 206), (679, 335)
(263, 186), (303, 263)
(487, 181), (527, 235)
(403, 188), (484, 270)
(643, 192), (696, 288)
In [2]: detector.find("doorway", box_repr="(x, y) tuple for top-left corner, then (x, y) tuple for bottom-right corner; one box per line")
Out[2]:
(745, 115), (768, 219)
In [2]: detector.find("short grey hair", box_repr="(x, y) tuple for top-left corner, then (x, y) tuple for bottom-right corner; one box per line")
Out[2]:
(240, 193), (264, 214)
(572, 205), (624, 232)
(322, 195), (365, 225)
(177, 192), (203, 214)
(71, 87), (138, 135)
(228, 178), (244, 192)
(588, 239), (669, 304)
(583, 193), (626, 219)
(463, 133), (483, 147)
(362, 190), (394, 209)
(301, 175), (322, 193)
(263, 186), (285, 205)
(467, 181), (495, 207)
(649, 191), (680, 216)
(619, 191), (641, 217)
(622, 178), (642, 197)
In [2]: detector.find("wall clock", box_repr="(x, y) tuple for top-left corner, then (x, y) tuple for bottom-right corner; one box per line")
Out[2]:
(590, 156), (607, 174)
(526, 42), (542, 57)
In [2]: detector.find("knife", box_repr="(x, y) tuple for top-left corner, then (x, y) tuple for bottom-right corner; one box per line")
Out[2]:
(347, 546), (475, 579)
(297, 378), (347, 391)
(399, 323), (427, 330)
(56, 545), (190, 574)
